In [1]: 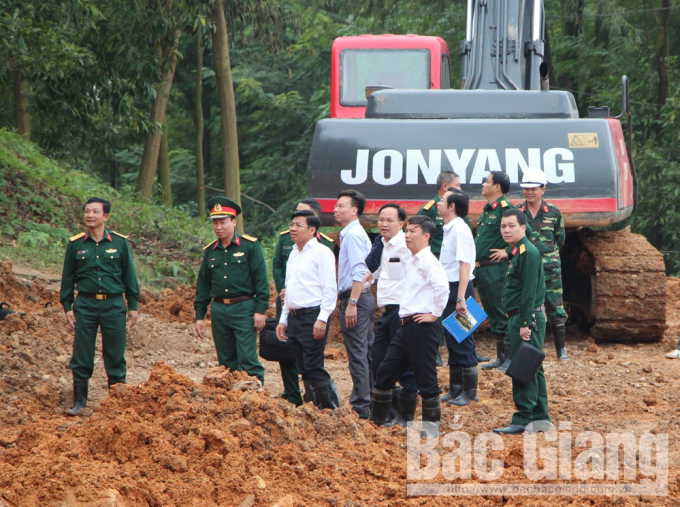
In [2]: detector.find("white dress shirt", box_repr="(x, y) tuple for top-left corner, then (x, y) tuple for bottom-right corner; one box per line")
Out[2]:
(371, 230), (410, 307)
(399, 246), (450, 318)
(280, 238), (337, 325)
(440, 217), (476, 283)
(338, 219), (371, 292)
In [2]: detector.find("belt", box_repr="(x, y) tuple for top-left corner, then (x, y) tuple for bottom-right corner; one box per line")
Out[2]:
(506, 306), (544, 318)
(338, 287), (371, 300)
(213, 295), (254, 305)
(400, 315), (417, 326)
(380, 304), (400, 314)
(78, 292), (122, 300)
(475, 259), (502, 268)
(289, 306), (320, 317)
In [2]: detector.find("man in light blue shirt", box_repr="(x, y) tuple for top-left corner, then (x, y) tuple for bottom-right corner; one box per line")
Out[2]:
(335, 189), (376, 418)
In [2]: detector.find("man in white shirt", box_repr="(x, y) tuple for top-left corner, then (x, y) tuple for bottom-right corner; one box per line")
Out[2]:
(276, 210), (339, 409)
(371, 216), (449, 437)
(335, 189), (376, 419)
(437, 189), (480, 407)
(362, 204), (417, 426)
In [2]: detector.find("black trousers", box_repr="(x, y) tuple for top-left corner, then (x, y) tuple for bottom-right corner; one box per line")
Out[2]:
(371, 306), (418, 392)
(287, 308), (331, 383)
(443, 280), (478, 368)
(375, 320), (440, 398)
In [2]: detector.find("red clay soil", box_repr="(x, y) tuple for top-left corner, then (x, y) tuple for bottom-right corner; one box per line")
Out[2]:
(0, 261), (678, 506)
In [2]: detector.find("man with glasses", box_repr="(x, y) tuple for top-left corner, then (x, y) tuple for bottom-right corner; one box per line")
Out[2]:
(276, 210), (340, 409)
(273, 198), (334, 405)
(335, 189), (376, 419)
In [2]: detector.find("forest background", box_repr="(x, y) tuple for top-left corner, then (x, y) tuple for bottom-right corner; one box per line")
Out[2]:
(0, 0), (678, 284)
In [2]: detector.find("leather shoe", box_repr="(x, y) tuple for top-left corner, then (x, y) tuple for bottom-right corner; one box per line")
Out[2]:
(493, 424), (526, 435)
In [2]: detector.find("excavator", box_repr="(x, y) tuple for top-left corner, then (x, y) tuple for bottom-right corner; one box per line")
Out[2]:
(306, 0), (666, 343)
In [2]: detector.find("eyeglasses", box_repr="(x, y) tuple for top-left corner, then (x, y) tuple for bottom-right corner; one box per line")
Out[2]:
(377, 218), (399, 224)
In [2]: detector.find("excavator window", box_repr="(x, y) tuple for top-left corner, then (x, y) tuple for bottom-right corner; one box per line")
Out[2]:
(339, 49), (431, 107)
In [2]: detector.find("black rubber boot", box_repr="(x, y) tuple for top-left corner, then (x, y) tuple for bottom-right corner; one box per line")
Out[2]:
(66, 378), (89, 416)
(313, 379), (341, 410)
(385, 390), (418, 427)
(421, 396), (441, 438)
(302, 380), (318, 405)
(389, 386), (403, 422)
(481, 334), (506, 370)
(370, 387), (393, 426)
(449, 367), (479, 406)
(552, 325), (569, 361)
(440, 365), (462, 402)
(107, 377), (126, 390)
(497, 336), (512, 373)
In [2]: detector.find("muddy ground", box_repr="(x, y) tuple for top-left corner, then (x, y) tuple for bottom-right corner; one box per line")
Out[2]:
(0, 260), (678, 506)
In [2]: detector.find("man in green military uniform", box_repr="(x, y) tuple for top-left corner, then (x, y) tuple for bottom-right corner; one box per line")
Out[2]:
(417, 171), (460, 258)
(476, 171), (515, 372)
(194, 197), (268, 384)
(60, 197), (140, 416)
(494, 208), (549, 435)
(519, 168), (569, 360)
(273, 198), (334, 405)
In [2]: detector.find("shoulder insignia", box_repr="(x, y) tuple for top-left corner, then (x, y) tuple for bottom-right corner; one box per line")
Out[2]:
(70, 232), (85, 242)
(319, 232), (334, 243)
(423, 199), (435, 210)
(519, 244), (526, 254)
(546, 202), (559, 210)
(242, 234), (258, 242)
(500, 200), (509, 208)
(491, 201), (498, 210)
(279, 229), (290, 236)
(203, 240), (217, 250)
(111, 231), (128, 239)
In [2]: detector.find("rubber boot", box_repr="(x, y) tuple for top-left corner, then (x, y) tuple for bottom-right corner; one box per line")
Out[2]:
(302, 380), (318, 405)
(497, 336), (512, 373)
(370, 387), (393, 426)
(107, 377), (126, 390)
(553, 325), (569, 361)
(313, 379), (340, 410)
(66, 378), (89, 416)
(386, 390), (418, 427)
(421, 396), (441, 438)
(449, 367), (479, 406)
(389, 386), (403, 422)
(440, 365), (462, 402)
(481, 334), (506, 370)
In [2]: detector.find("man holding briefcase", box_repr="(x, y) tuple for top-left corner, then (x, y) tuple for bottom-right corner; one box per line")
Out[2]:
(494, 208), (550, 435)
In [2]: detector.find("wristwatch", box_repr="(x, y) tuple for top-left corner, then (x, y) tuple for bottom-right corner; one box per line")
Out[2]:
(456, 297), (465, 303)
(349, 298), (358, 305)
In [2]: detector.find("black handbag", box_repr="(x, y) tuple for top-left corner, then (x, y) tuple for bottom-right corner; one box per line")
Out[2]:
(259, 318), (296, 363)
(504, 340), (546, 386)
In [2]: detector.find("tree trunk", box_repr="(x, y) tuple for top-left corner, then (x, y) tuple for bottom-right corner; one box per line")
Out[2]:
(211, 0), (243, 232)
(559, 0), (585, 110)
(195, 26), (206, 218)
(12, 69), (30, 140)
(158, 117), (172, 206)
(655, 0), (670, 141)
(136, 35), (180, 201)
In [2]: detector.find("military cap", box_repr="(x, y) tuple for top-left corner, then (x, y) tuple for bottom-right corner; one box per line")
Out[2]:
(206, 196), (242, 219)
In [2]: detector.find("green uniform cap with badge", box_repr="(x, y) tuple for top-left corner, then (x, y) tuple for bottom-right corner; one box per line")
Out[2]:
(207, 196), (242, 219)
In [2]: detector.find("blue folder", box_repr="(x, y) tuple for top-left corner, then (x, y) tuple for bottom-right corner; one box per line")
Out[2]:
(442, 297), (488, 344)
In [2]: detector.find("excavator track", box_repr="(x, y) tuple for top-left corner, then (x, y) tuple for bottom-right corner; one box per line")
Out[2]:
(562, 227), (667, 343)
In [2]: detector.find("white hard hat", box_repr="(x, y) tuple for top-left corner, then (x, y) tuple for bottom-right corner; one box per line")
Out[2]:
(520, 168), (547, 188)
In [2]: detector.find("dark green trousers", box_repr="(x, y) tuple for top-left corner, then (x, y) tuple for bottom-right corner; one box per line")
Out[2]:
(276, 296), (303, 406)
(508, 312), (550, 426)
(70, 295), (127, 380)
(210, 299), (265, 383)
(475, 262), (509, 336)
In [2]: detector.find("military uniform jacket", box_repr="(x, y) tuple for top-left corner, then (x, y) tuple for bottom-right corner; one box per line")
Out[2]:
(194, 233), (269, 319)
(417, 196), (444, 257)
(475, 196), (514, 261)
(519, 199), (565, 271)
(502, 237), (546, 327)
(273, 230), (334, 293)
(60, 229), (140, 312)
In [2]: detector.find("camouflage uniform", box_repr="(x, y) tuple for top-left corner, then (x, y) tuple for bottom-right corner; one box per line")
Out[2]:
(520, 199), (568, 359)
